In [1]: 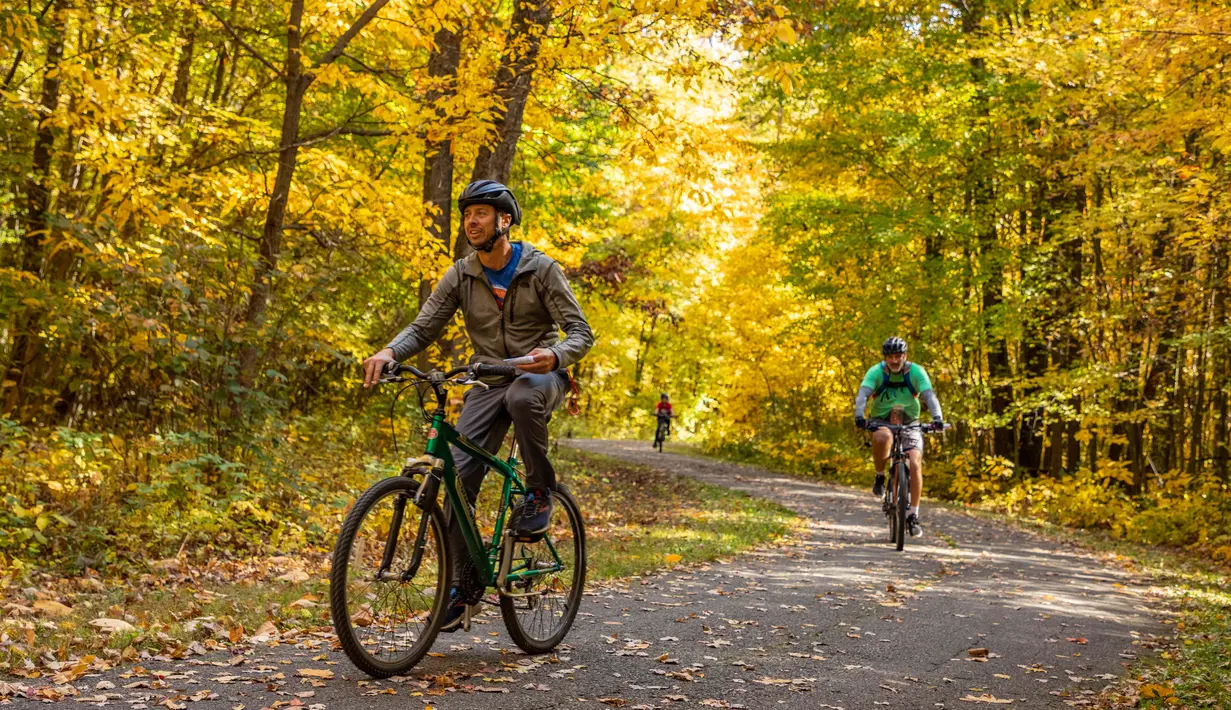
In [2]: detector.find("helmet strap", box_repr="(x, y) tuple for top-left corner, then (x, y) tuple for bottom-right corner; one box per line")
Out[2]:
(475, 232), (500, 253)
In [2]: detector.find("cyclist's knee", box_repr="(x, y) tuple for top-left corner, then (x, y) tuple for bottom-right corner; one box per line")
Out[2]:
(506, 380), (547, 417)
(871, 429), (891, 445)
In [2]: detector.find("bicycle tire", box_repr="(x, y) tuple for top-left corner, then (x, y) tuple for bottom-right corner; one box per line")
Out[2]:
(500, 485), (587, 654)
(894, 462), (909, 552)
(887, 494), (897, 542)
(330, 473), (450, 678)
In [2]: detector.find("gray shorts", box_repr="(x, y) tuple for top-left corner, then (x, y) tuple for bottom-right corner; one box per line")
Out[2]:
(871, 421), (924, 454)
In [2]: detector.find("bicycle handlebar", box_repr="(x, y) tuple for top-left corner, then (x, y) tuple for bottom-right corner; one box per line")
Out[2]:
(382, 361), (521, 382)
(473, 363), (521, 378)
(866, 421), (950, 434)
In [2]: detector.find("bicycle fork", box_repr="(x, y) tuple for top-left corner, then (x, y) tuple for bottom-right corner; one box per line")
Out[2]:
(373, 469), (441, 582)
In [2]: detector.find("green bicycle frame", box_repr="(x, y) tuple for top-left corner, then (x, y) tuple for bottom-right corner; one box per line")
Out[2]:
(419, 411), (565, 587)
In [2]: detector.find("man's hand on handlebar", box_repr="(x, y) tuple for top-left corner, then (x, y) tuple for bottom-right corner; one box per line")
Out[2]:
(516, 348), (558, 375)
(854, 416), (867, 430)
(363, 348), (396, 388)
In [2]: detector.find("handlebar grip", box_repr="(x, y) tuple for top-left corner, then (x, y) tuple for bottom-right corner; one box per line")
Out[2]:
(473, 363), (520, 378)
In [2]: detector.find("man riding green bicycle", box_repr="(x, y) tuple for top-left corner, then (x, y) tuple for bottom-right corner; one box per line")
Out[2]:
(853, 337), (944, 538)
(361, 180), (594, 631)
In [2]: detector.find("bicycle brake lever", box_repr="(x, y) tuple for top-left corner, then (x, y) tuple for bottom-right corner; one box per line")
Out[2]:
(456, 377), (490, 390)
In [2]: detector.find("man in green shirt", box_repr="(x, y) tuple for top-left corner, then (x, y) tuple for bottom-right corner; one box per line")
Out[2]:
(853, 336), (944, 538)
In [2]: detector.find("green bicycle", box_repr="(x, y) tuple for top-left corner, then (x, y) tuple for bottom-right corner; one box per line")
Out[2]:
(329, 361), (586, 678)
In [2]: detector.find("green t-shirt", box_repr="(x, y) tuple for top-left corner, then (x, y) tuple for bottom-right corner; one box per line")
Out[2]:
(860, 362), (934, 421)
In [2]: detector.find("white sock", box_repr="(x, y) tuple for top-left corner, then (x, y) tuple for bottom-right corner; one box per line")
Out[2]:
(875, 470), (885, 477)
(908, 505), (919, 517)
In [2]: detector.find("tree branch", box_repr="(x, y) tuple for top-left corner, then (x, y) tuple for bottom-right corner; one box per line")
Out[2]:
(314, 0), (393, 67)
(195, 0), (283, 78)
(297, 125), (396, 144)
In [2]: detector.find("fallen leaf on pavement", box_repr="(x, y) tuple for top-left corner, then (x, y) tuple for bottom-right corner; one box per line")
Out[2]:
(1140, 684), (1175, 698)
(960, 694), (1014, 704)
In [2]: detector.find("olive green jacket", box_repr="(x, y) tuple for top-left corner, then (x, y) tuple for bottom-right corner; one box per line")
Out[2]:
(385, 242), (594, 370)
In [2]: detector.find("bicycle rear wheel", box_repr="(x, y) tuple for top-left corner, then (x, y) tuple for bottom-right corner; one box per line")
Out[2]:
(330, 473), (449, 677)
(894, 462), (909, 552)
(500, 485), (587, 654)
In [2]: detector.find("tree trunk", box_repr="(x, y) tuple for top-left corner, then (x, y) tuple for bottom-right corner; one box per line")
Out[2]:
(961, 0), (1014, 460)
(209, 0), (240, 105)
(458, 0), (553, 258)
(1017, 200), (1046, 472)
(418, 25), (462, 369)
(3, 0), (64, 420)
(1215, 246), (1229, 480)
(470, 0), (553, 185)
(171, 16), (198, 110)
(1187, 267), (1212, 474)
(1143, 238), (1190, 475)
(234, 0), (309, 409)
(233, 0), (392, 410)
(631, 312), (659, 397)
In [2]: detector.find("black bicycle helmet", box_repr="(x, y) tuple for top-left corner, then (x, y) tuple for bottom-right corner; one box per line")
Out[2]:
(882, 336), (907, 355)
(458, 180), (521, 225)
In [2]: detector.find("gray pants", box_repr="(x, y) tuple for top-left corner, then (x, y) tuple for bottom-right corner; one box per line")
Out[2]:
(445, 370), (569, 583)
(870, 420), (925, 454)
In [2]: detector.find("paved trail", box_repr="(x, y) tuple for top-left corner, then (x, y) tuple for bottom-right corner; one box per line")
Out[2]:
(7, 440), (1160, 710)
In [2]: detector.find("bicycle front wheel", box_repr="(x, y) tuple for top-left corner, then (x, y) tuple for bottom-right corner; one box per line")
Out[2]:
(500, 485), (587, 654)
(330, 474), (449, 677)
(894, 462), (909, 552)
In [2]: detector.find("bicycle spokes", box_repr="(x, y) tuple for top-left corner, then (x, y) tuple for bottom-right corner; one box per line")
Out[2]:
(343, 489), (442, 661)
(499, 489), (584, 649)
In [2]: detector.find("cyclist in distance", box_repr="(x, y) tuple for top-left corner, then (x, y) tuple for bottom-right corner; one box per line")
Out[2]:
(655, 393), (672, 425)
(653, 392), (673, 448)
(361, 180), (594, 630)
(853, 337), (944, 538)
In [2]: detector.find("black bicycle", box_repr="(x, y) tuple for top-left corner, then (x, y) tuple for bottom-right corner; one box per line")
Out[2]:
(330, 361), (586, 677)
(653, 413), (673, 452)
(866, 421), (946, 551)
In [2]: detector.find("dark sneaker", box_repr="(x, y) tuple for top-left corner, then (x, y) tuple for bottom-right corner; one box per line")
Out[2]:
(433, 587), (468, 633)
(906, 513), (923, 538)
(513, 489), (553, 538)
(872, 473), (885, 497)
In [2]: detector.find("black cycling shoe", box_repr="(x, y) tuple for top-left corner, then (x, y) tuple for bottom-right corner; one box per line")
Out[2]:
(512, 489), (553, 538)
(906, 513), (923, 538)
(432, 587), (468, 633)
(872, 474), (885, 498)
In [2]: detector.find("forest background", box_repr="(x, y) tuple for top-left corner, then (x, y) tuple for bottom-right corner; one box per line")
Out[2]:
(2, 0), (1230, 577)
